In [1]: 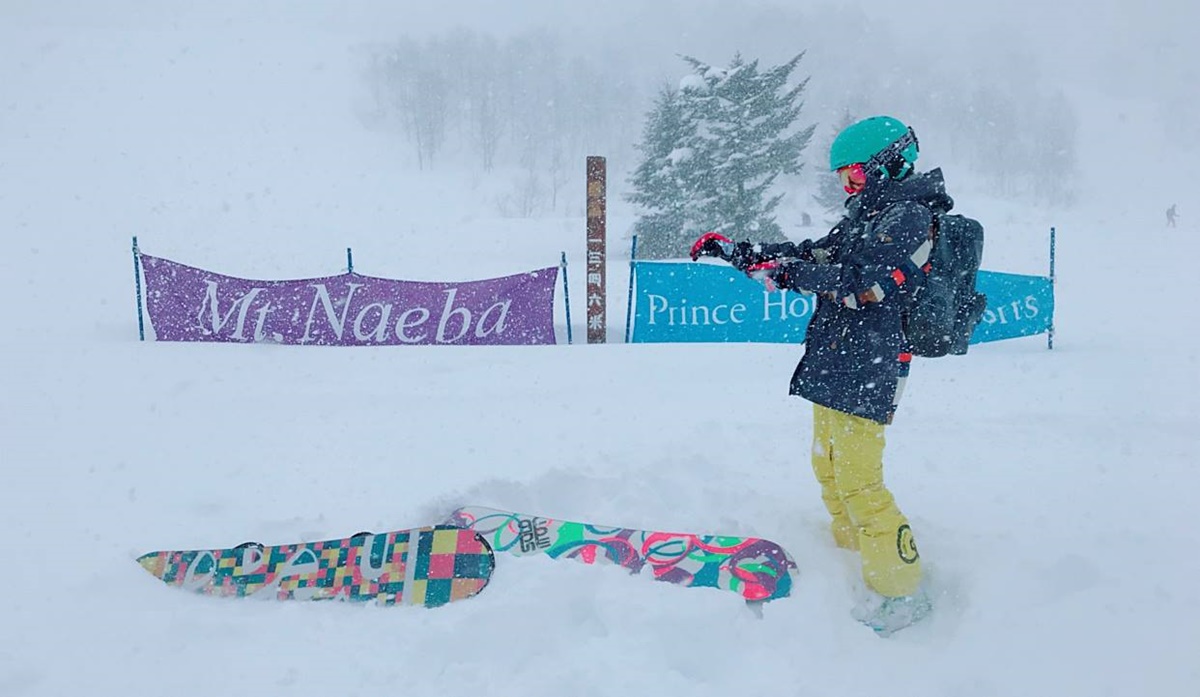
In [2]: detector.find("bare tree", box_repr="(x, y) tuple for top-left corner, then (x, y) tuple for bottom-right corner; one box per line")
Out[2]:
(448, 31), (505, 172)
(1031, 90), (1078, 205)
(380, 38), (450, 170)
(364, 27), (643, 185)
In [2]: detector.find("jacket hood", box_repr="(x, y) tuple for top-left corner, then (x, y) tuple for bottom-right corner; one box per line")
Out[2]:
(847, 168), (954, 218)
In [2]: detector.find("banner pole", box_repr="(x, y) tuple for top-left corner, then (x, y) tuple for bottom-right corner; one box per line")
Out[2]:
(132, 236), (145, 341)
(1048, 226), (1056, 350)
(561, 252), (573, 345)
(346, 247), (354, 274)
(624, 234), (638, 343)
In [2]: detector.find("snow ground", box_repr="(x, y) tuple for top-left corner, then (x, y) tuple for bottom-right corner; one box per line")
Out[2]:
(2, 7), (1198, 697)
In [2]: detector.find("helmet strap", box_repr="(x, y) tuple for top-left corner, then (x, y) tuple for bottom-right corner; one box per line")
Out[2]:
(866, 126), (919, 180)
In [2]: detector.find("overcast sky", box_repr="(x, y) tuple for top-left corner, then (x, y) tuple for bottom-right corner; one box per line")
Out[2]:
(8, 0), (1190, 89)
(9, 0), (1191, 103)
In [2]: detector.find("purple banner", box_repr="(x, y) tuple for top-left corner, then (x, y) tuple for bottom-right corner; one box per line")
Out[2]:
(139, 254), (559, 346)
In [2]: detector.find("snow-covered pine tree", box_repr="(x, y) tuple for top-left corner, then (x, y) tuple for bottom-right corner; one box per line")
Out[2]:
(626, 85), (701, 259)
(812, 109), (858, 223)
(680, 52), (815, 246)
(626, 53), (814, 259)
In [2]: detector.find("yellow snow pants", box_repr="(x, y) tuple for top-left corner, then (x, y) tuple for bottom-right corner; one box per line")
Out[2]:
(811, 403), (922, 598)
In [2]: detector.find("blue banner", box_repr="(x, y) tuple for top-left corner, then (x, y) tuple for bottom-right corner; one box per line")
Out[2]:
(971, 270), (1054, 343)
(629, 261), (1053, 346)
(629, 262), (812, 343)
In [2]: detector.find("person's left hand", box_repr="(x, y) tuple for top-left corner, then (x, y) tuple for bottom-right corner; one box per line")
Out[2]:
(689, 232), (735, 261)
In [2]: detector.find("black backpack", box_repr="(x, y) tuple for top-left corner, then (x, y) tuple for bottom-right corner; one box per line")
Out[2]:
(904, 211), (987, 357)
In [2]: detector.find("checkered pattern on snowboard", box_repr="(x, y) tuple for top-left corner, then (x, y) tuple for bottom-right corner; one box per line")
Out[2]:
(137, 526), (493, 608)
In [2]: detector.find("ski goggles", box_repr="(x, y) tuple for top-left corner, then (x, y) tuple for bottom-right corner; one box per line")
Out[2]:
(837, 163), (867, 194)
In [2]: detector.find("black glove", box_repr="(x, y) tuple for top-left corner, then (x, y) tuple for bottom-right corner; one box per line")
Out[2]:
(690, 231), (761, 271)
(689, 232), (735, 261)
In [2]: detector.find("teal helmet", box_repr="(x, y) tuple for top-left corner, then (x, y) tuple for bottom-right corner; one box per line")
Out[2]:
(829, 115), (919, 178)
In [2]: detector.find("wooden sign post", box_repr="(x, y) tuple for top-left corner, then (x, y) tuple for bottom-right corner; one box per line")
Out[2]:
(586, 156), (607, 344)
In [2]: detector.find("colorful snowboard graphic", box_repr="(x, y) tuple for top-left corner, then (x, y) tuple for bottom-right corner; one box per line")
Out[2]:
(446, 506), (797, 602)
(137, 525), (494, 608)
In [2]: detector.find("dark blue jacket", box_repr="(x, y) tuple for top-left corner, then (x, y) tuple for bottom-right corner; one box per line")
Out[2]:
(760, 169), (954, 424)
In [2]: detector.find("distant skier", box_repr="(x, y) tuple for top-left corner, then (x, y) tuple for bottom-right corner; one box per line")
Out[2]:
(1166, 204), (1178, 227)
(691, 116), (947, 636)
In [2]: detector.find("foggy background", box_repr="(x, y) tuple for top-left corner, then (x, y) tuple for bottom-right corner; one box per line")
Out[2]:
(5, 0), (1195, 224)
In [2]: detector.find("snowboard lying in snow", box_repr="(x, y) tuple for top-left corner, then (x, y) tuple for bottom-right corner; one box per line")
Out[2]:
(136, 525), (494, 608)
(445, 505), (798, 602)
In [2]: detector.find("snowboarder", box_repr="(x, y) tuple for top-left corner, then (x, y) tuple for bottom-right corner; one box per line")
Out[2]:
(1166, 204), (1178, 227)
(690, 115), (946, 635)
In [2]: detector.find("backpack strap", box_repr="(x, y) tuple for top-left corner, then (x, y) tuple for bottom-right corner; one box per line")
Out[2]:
(901, 213), (936, 279)
(881, 203), (936, 293)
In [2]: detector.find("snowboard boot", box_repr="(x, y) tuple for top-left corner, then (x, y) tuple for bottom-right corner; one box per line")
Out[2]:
(851, 584), (933, 637)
